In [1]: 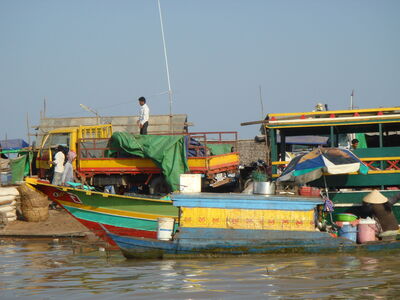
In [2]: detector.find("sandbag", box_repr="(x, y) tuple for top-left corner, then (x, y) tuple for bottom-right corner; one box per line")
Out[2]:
(0, 205), (14, 213)
(0, 187), (19, 196)
(0, 196), (16, 205)
(5, 211), (16, 218)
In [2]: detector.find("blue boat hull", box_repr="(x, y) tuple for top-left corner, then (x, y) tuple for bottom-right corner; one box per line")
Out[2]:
(107, 227), (380, 259)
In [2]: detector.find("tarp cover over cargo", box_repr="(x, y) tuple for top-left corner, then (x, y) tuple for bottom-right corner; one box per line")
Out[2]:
(106, 132), (189, 191)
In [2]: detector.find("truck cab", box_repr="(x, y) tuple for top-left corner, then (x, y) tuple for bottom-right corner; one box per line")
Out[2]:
(36, 125), (112, 180)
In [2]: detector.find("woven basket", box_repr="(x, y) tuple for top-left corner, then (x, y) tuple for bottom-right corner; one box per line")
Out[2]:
(18, 184), (49, 208)
(18, 183), (50, 222)
(21, 206), (49, 222)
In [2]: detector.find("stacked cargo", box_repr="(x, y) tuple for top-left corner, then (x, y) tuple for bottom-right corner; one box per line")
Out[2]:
(0, 187), (19, 226)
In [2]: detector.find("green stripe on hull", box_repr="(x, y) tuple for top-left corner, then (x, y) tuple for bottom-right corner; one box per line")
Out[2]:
(65, 205), (159, 232)
(70, 190), (179, 216)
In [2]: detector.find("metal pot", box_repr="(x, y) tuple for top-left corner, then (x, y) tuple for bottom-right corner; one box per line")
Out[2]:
(253, 181), (276, 195)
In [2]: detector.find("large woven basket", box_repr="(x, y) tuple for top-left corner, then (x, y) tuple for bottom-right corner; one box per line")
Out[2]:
(18, 183), (49, 222)
(21, 206), (49, 222)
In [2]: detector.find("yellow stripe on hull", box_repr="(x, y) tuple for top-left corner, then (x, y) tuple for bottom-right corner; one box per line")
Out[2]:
(58, 200), (175, 221)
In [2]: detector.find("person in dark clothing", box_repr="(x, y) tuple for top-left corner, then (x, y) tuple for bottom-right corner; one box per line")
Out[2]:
(359, 190), (400, 237)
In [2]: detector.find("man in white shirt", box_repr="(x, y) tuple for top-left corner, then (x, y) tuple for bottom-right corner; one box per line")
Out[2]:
(52, 145), (65, 185)
(137, 96), (149, 135)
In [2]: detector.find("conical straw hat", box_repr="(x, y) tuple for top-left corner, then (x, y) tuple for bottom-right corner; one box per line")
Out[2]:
(363, 190), (388, 204)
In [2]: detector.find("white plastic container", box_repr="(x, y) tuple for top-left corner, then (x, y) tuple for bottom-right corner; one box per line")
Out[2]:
(180, 174), (202, 193)
(157, 217), (175, 241)
(0, 172), (12, 186)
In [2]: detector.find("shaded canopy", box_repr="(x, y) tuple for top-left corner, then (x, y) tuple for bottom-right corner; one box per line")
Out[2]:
(278, 147), (369, 184)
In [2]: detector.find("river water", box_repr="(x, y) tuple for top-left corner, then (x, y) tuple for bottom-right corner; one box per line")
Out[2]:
(1, 239), (400, 299)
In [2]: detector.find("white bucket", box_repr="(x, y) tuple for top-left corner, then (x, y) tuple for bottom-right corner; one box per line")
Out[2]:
(157, 217), (175, 241)
(180, 174), (202, 193)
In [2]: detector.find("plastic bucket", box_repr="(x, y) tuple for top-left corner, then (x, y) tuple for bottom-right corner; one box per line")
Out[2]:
(334, 213), (358, 222)
(338, 222), (357, 242)
(358, 218), (377, 243)
(157, 217), (175, 241)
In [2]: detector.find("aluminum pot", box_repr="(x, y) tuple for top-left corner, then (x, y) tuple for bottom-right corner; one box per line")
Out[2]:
(253, 181), (276, 195)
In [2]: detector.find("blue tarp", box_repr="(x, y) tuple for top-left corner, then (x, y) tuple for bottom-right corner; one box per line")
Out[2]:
(0, 139), (29, 150)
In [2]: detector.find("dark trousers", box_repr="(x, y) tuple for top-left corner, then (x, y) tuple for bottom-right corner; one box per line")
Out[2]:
(140, 121), (148, 135)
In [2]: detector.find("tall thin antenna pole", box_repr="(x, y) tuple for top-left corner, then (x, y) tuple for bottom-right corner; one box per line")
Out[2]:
(26, 112), (31, 145)
(43, 97), (47, 118)
(157, 0), (173, 131)
(259, 85), (265, 119)
(350, 89), (354, 110)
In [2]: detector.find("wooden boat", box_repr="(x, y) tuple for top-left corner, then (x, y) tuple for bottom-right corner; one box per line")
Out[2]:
(248, 107), (400, 220)
(25, 177), (178, 246)
(103, 192), (400, 259)
(108, 229), (400, 258)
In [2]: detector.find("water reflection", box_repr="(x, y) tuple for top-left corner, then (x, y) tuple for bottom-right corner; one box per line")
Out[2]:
(0, 240), (400, 299)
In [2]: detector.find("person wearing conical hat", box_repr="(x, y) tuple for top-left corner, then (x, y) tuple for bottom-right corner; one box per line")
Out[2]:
(362, 190), (399, 237)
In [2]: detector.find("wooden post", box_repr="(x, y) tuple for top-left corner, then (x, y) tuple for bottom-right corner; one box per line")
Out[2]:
(330, 126), (335, 147)
(270, 129), (277, 174)
(279, 131), (286, 162)
(379, 123), (384, 170)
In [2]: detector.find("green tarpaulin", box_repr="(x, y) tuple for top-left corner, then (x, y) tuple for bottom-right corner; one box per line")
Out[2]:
(107, 132), (189, 191)
(206, 143), (233, 156)
(10, 152), (33, 183)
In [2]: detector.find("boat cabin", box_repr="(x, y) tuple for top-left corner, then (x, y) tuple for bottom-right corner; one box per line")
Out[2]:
(265, 107), (400, 191)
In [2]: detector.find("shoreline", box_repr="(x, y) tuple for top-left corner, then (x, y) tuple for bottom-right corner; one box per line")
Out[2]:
(0, 209), (92, 239)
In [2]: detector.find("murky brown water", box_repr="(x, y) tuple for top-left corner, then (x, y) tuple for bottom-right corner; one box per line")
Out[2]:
(1, 239), (400, 299)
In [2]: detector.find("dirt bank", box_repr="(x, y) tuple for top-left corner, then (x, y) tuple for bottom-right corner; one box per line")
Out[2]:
(0, 209), (90, 238)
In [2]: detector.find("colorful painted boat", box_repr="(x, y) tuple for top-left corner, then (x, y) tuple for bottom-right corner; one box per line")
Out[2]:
(258, 107), (400, 220)
(26, 178), (178, 246)
(105, 192), (400, 259)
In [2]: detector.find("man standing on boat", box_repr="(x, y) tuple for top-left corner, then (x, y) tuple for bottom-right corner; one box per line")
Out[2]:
(137, 96), (149, 135)
(52, 145), (65, 186)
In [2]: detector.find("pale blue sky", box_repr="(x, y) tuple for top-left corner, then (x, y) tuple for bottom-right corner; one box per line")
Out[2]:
(1, 0), (399, 142)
